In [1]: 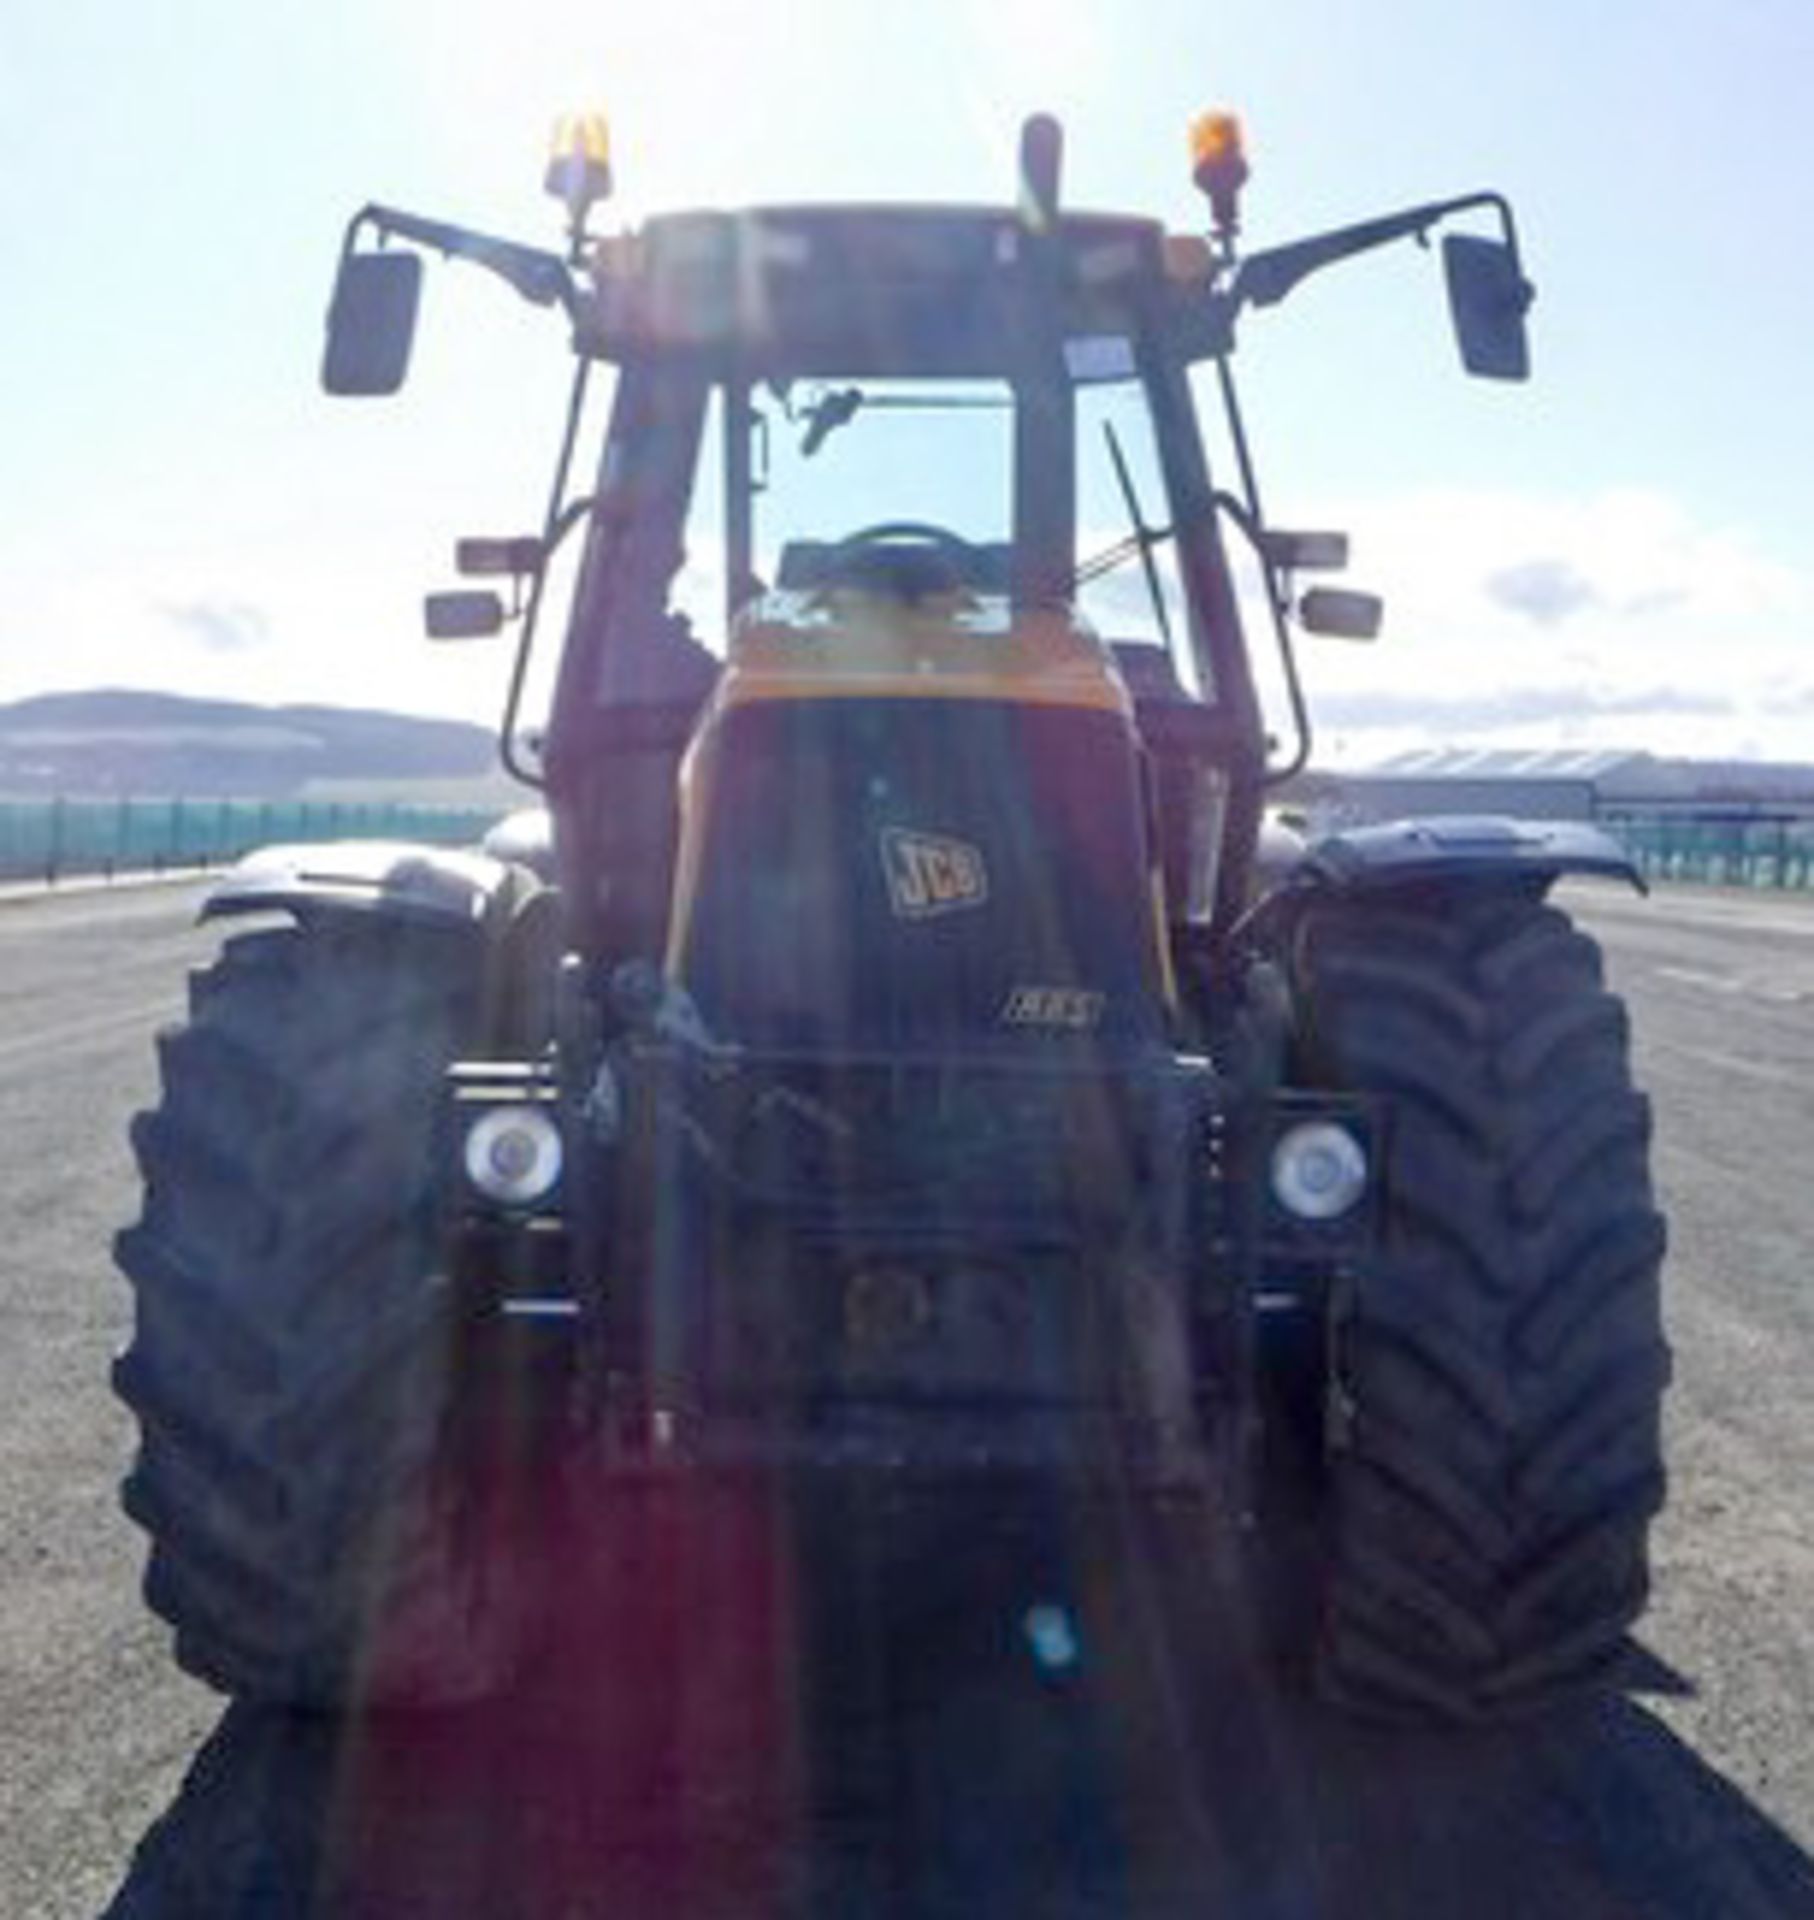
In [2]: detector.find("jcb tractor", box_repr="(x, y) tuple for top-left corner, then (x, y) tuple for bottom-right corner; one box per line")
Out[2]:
(114, 113), (1668, 1724)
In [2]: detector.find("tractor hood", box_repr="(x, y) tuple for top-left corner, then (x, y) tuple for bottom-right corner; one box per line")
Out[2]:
(714, 588), (1135, 718)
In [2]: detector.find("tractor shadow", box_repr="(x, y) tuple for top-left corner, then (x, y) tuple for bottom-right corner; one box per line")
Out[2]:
(106, 1504), (1814, 1920)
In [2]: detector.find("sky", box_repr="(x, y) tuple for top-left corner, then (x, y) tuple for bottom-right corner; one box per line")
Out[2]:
(2, 0), (1810, 768)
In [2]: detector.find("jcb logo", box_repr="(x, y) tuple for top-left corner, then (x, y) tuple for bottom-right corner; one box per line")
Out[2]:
(880, 829), (989, 919)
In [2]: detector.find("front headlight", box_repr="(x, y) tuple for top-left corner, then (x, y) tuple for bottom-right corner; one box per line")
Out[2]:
(463, 1104), (564, 1207)
(1270, 1120), (1367, 1222)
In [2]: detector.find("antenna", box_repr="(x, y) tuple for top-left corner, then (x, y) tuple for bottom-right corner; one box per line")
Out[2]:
(1018, 114), (1064, 230)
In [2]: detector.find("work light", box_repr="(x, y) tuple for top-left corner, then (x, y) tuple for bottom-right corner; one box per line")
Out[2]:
(1270, 1120), (1368, 1222)
(463, 1104), (564, 1208)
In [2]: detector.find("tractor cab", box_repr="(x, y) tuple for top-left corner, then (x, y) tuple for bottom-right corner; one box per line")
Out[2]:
(323, 112), (1532, 1044)
(537, 199), (1255, 1046)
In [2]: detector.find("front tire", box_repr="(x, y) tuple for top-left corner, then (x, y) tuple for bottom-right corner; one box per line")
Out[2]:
(1285, 884), (1669, 1721)
(114, 918), (522, 1708)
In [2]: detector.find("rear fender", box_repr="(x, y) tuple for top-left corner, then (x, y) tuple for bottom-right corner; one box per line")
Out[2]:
(480, 808), (555, 879)
(1293, 815), (1644, 897)
(200, 839), (522, 930)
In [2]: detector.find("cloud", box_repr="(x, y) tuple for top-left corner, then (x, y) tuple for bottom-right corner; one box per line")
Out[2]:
(1766, 682), (1814, 714)
(1484, 558), (1598, 626)
(160, 599), (271, 654)
(1617, 586), (1692, 619)
(1288, 485), (1813, 764)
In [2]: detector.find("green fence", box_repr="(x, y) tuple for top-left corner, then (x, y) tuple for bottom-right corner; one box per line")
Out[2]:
(1605, 813), (1814, 891)
(8, 795), (1808, 894)
(0, 798), (505, 885)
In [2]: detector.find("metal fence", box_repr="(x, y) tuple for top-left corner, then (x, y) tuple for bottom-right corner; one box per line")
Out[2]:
(0, 798), (504, 885)
(1605, 813), (1814, 891)
(6, 795), (1809, 895)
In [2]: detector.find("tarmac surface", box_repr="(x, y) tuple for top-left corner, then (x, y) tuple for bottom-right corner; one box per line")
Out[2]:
(2, 874), (1812, 1917)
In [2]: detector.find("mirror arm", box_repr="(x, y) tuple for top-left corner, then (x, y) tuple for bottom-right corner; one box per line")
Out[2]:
(499, 355), (597, 789)
(1210, 483), (1314, 787)
(345, 204), (579, 320)
(1213, 354), (1266, 533)
(1230, 190), (1524, 316)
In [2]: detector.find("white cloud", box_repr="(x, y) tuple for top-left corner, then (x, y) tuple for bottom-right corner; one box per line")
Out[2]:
(2, 527), (516, 725)
(159, 600), (273, 655)
(1289, 487), (1812, 765)
(1483, 558), (1599, 627)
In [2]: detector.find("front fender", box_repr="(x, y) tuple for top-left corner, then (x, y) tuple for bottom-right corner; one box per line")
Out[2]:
(1298, 816), (1644, 896)
(201, 839), (520, 928)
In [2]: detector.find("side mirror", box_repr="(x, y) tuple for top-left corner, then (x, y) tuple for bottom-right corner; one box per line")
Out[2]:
(1300, 587), (1382, 641)
(1443, 234), (1531, 382)
(424, 590), (505, 639)
(323, 252), (422, 396)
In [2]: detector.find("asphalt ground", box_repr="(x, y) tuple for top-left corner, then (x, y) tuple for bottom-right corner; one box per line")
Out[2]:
(1, 875), (1812, 1917)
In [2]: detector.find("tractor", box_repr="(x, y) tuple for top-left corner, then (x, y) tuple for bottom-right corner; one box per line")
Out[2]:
(114, 112), (1667, 1724)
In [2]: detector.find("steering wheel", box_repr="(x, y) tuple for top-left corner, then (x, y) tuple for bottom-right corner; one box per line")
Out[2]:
(819, 521), (992, 597)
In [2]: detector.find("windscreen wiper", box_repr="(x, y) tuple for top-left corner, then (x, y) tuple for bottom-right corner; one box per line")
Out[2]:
(796, 385), (1013, 457)
(1071, 426), (1176, 652)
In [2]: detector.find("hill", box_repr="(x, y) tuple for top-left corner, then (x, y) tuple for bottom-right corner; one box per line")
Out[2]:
(0, 689), (504, 800)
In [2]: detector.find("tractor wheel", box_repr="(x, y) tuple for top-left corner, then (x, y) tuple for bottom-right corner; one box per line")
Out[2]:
(1284, 884), (1669, 1722)
(113, 918), (522, 1708)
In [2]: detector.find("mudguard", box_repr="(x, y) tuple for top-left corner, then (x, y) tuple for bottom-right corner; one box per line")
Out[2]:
(1298, 815), (1645, 896)
(200, 839), (520, 928)
(1257, 813), (1309, 885)
(480, 807), (555, 878)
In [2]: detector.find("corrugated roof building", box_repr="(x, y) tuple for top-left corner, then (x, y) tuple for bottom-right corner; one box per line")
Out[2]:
(1304, 750), (1814, 828)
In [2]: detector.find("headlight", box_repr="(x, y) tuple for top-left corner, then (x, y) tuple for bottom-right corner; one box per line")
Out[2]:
(463, 1104), (564, 1207)
(1270, 1120), (1367, 1222)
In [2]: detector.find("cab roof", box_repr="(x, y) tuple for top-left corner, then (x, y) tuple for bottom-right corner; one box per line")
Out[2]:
(574, 204), (1191, 377)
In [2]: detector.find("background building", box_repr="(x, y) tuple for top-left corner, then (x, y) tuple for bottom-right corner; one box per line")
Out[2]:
(1304, 748), (1814, 826)
(1291, 749), (1814, 889)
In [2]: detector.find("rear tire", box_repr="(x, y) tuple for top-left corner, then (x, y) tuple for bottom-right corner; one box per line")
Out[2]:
(1284, 884), (1669, 1721)
(114, 918), (522, 1708)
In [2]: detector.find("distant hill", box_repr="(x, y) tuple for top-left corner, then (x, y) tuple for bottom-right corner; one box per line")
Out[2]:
(0, 689), (506, 800)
